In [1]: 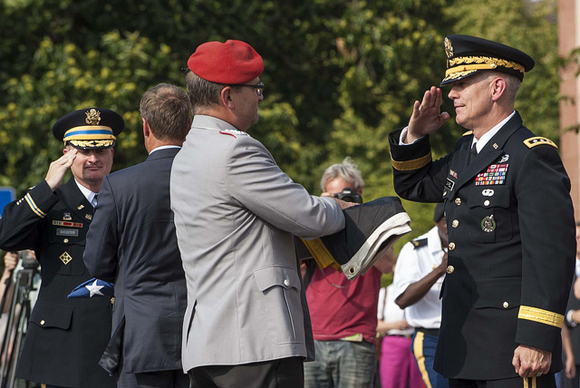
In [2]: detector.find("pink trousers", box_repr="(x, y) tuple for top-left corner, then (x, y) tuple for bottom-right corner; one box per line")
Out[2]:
(379, 335), (424, 388)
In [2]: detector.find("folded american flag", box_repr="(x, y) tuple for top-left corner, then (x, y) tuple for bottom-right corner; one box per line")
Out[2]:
(68, 278), (114, 298)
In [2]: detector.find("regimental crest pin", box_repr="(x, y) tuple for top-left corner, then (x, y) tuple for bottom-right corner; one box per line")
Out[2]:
(85, 214), (92, 220)
(63, 213), (72, 221)
(60, 251), (73, 265)
(481, 215), (496, 233)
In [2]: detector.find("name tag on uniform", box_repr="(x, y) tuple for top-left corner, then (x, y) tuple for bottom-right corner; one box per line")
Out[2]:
(57, 228), (79, 237)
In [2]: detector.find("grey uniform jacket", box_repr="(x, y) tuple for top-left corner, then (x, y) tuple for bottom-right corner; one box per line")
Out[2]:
(170, 115), (345, 372)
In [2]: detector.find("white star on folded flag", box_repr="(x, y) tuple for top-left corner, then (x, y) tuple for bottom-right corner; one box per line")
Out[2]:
(85, 279), (105, 297)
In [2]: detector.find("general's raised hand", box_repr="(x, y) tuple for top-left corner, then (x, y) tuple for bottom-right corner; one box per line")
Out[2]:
(45, 149), (78, 191)
(406, 86), (450, 143)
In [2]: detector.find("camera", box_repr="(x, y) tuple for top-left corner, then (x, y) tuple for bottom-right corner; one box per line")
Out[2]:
(17, 250), (38, 270)
(333, 188), (362, 204)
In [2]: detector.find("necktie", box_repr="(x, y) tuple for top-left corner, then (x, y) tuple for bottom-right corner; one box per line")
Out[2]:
(92, 194), (98, 208)
(468, 143), (477, 165)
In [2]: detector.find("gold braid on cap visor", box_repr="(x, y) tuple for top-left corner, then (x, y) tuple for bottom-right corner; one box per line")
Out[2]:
(442, 55), (526, 82)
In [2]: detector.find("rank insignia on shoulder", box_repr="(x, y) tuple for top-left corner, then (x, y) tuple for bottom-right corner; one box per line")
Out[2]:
(524, 137), (557, 149)
(63, 213), (72, 221)
(412, 238), (428, 249)
(475, 164), (508, 186)
(60, 251), (73, 265)
(16, 198), (24, 206)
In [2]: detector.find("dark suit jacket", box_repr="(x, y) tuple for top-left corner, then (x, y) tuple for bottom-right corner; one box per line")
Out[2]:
(84, 148), (187, 374)
(0, 178), (115, 388)
(388, 112), (575, 380)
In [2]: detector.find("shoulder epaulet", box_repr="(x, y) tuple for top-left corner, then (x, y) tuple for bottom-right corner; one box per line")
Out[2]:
(462, 130), (473, 137)
(412, 238), (428, 249)
(218, 129), (248, 139)
(523, 136), (558, 149)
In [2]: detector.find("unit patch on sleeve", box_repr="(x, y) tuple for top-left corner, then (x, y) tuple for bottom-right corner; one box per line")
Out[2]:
(475, 164), (508, 186)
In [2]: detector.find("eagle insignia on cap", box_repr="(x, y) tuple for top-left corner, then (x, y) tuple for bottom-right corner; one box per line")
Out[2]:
(85, 109), (102, 126)
(444, 37), (453, 59)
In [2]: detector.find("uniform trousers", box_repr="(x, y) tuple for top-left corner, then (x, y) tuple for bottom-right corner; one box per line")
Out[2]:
(411, 331), (448, 388)
(188, 357), (304, 388)
(118, 369), (189, 388)
(449, 375), (556, 388)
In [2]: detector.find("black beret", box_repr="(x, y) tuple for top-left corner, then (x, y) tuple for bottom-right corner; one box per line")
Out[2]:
(52, 108), (124, 149)
(433, 202), (445, 223)
(440, 35), (535, 86)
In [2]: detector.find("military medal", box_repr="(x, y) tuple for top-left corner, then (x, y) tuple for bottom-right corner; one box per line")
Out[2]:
(481, 215), (496, 232)
(476, 164), (508, 186)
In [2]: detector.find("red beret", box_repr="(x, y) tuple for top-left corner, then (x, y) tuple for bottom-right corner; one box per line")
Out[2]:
(187, 40), (264, 84)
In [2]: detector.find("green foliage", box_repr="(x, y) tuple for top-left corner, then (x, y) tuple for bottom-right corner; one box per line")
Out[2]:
(0, 0), (560, 255)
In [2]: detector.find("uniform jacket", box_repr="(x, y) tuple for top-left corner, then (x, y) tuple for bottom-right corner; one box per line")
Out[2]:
(83, 148), (187, 375)
(0, 178), (115, 388)
(388, 112), (575, 380)
(170, 115), (345, 372)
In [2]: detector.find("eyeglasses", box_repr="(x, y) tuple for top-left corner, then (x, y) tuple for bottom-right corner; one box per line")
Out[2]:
(231, 82), (265, 97)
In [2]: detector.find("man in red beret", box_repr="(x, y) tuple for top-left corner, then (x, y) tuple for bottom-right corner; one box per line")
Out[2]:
(170, 40), (351, 388)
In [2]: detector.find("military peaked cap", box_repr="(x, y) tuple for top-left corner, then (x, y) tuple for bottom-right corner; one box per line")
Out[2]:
(440, 35), (535, 86)
(52, 108), (124, 149)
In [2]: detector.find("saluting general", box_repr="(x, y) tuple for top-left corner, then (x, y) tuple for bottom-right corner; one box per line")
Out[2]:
(388, 35), (575, 388)
(0, 108), (122, 388)
(171, 40), (349, 388)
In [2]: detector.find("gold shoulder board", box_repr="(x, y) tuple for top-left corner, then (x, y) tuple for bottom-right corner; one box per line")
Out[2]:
(523, 137), (557, 149)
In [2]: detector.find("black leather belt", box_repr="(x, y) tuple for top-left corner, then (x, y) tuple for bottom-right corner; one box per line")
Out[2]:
(416, 328), (439, 337)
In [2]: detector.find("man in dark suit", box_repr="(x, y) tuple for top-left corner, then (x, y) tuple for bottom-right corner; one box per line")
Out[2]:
(388, 35), (575, 387)
(83, 84), (191, 388)
(0, 108), (123, 388)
